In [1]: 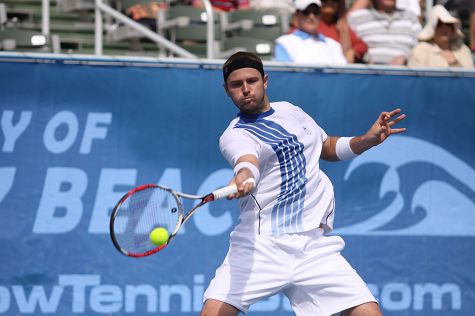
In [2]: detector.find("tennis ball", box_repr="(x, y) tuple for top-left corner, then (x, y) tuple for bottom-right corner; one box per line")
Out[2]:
(149, 227), (169, 246)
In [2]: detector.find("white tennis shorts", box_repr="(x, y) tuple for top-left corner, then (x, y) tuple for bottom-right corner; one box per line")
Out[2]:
(203, 228), (376, 315)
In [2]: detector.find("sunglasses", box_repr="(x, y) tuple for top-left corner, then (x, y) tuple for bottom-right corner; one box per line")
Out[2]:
(301, 5), (320, 16)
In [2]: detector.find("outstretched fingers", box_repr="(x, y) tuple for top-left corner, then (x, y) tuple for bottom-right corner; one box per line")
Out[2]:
(384, 108), (407, 135)
(388, 108), (403, 117)
(387, 114), (406, 126)
(386, 115), (406, 132)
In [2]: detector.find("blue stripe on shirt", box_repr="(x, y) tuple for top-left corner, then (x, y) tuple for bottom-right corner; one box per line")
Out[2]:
(235, 117), (307, 234)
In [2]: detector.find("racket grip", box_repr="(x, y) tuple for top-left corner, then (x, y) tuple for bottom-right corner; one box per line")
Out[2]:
(212, 178), (255, 200)
(212, 185), (237, 200)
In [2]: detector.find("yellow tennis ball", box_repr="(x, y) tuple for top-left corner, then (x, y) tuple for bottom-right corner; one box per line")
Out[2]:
(149, 227), (169, 246)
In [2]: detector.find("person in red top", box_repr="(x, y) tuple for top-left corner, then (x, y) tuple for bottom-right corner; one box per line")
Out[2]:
(317, 0), (367, 63)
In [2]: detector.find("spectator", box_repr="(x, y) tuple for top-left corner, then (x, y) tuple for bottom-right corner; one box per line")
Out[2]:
(438, 0), (475, 52)
(126, 1), (165, 30)
(348, 0), (421, 65)
(408, 5), (473, 68)
(350, 0), (422, 18)
(274, 0), (347, 65)
(317, 0), (368, 63)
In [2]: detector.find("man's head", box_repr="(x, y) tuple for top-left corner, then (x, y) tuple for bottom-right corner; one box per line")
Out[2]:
(372, 0), (396, 13)
(222, 52), (269, 115)
(294, 0), (321, 35)
(320, 0), (346, 23)
(223, 51), (265, 84)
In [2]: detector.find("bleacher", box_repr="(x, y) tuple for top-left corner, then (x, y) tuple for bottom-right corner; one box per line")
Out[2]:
(0, 0), (473, 63)
(0, 0), (290, 59)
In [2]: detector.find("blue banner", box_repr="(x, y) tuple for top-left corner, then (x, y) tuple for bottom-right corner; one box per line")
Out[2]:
(0, 55), (474, 315)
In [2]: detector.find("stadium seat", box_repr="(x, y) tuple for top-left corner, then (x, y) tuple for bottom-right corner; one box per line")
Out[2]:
(228, 9), (290, 42)
(158, 5), (222, 57)
(57, 0), (94, 13)
(2, 0), (40, 25)
(0, 28), (60, 52)
(222, 36), (273, 60)
(100, 1), (161, 55)
(165, 5), (221, 41)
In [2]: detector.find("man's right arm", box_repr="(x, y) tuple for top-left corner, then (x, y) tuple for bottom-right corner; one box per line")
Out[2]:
(220, 129), (260, 199)
(227, 154), (259, 199)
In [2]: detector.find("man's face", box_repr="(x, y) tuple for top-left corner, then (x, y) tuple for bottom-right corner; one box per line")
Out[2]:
(296, 4), (320, 35)
(320, 0), (338, 18)
(375, 0), (396, 12)
(224, 67), (269, 115)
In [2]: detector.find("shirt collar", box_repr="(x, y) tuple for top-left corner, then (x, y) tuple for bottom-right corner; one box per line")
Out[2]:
(293, 29), (326, 42)
(238, 108), (275, 122)
(370, 8), (404, 20)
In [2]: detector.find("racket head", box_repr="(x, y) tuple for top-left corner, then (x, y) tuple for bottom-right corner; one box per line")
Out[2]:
(110, 184), (183, 258)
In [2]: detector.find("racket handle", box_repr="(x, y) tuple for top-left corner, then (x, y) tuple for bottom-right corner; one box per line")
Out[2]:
(212, 178), (256, 200)
(212, 185), (237, 200)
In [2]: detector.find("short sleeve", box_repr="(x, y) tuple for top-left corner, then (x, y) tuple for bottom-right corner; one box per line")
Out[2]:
(219, 128), (261, 167)
(293, 104), (328, 143)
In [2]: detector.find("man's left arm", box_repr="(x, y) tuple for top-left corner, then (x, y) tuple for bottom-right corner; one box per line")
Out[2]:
(321, 108), (406, 161)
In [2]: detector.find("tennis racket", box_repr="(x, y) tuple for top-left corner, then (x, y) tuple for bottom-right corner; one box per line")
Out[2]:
(109, 179), (253, 258)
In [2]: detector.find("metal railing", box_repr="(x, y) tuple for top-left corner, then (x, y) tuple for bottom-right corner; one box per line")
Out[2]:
(42, 0), (50, 35)
(94, 0), (199, 59)
(39, 0), (216, 59)
(201, 0), (215, 59)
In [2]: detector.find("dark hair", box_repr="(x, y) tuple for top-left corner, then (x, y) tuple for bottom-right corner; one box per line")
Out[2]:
(321, 0), (347, 21)
(222, 51), (265, 83)
(298, 3), (321, 16)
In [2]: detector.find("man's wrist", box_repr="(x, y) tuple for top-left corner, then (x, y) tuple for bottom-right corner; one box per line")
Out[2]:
(335, 137), (358, 160)
(234, 162), (260, 184)
(351, 134), (378, 155)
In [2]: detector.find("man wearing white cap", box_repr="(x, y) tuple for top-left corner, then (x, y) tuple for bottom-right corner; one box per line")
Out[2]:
(408, 4), (474, 68)
(274, 0), (348, 65)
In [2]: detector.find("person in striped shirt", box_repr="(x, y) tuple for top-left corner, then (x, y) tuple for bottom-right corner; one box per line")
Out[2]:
(200, 51), (407, 316)
(347, 0), (422, 65)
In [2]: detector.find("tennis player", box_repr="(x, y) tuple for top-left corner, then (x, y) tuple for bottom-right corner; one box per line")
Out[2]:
(200, 52), (406, 316)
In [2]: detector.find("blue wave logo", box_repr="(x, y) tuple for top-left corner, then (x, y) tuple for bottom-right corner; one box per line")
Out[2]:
(333, 136), (475, 236)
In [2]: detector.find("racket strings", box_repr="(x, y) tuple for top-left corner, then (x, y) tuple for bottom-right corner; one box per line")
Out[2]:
(113, 187), (180, 255)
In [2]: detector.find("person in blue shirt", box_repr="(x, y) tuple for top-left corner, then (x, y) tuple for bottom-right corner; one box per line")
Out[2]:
(274, 0), (347, 64)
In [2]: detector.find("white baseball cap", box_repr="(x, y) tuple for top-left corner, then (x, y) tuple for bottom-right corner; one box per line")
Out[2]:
(294, 0), (322, 11)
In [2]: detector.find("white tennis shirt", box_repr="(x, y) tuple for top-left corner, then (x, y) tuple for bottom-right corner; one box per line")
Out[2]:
(220, 102), (335, 236)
